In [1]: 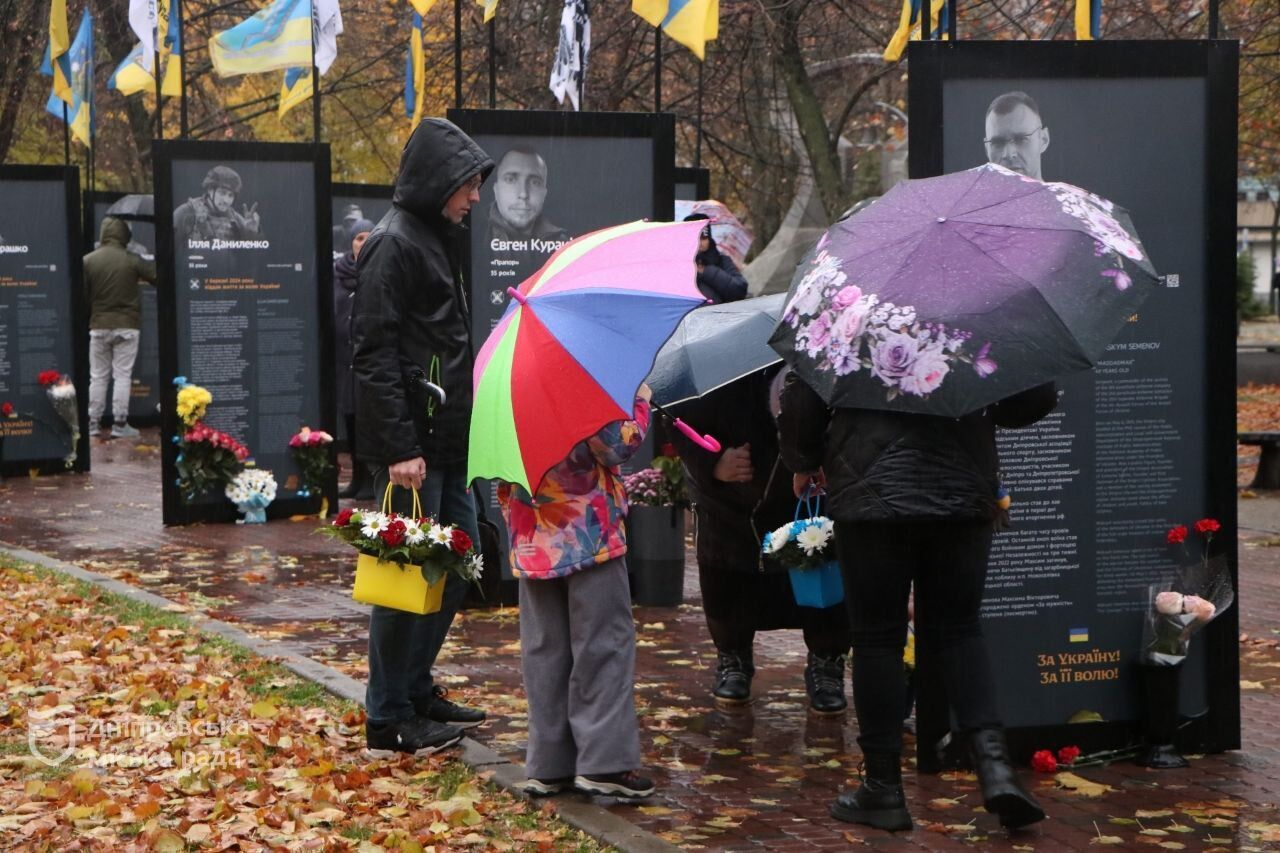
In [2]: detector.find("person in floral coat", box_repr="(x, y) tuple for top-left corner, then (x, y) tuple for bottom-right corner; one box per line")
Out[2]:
(496, 385), (655, 800)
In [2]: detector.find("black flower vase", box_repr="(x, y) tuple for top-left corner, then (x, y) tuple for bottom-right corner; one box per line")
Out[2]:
(1136, 661), (1189, 769)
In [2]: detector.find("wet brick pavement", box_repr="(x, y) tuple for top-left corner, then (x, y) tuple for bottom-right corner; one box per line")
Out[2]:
(3, 430), (1280, 850)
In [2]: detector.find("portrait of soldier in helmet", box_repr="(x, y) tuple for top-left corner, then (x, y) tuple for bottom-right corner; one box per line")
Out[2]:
(173, 165), (262, 241)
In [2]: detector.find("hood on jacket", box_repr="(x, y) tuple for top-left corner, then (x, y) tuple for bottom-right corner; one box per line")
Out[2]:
(99, 216), (131, 247)
(392, 118), (494, 226)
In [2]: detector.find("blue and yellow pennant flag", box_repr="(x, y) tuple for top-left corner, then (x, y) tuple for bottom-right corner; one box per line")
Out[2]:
(883, 0), (947, 63)
(1075, 0), (1101, 39)
(45, 0), (73, 105)
(476, 0), (500, 23)
(45, 9), (93, 148)
(210, 0), (312, 78)
(405, 11), (426, 127)
(632, 0), (718, 61)
(278, 67), (312, 117)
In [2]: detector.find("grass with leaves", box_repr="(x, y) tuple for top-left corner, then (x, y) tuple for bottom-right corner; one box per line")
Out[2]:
(0, 555), (610, 851)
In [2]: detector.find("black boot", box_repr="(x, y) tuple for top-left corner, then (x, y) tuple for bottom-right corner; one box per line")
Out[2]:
(805, 652), (848, 715)
(830, 752), (913, 831)
(970, 729), (1046, 829)
(711, 650), (754, 705)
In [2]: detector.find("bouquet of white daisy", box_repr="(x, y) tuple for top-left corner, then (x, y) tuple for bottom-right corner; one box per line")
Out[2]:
(320, 485), (483, 614)
(225, 467), (277, 523)
(762, 492), (844, 608)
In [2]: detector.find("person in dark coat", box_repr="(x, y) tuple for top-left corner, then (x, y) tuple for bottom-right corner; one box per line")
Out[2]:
(352, 118), (494, 757)
(778, 372), (1055, 833)
(670, 366), (851, 713)
(84, 216), (157, 437)
(334, 218), (375, 499)
(683, 213), (747, 304)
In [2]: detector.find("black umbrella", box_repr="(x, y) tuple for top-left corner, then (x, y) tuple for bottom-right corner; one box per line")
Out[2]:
(104, 194), (154, 222)
(647, 293), (787, 407)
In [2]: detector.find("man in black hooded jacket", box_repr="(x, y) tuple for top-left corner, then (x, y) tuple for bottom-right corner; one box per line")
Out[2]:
(352, 118), (494, 757)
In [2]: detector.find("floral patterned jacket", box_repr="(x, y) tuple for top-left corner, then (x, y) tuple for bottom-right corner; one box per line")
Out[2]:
(497, 400), (650, 580)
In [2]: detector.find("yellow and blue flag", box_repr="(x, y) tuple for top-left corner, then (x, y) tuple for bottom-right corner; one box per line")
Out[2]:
(1069, 627), (1089, 643)
(278, 67), (313, 117)
(210, 0), (313, 78)
(110, 1), (183, 98)
(43, 0), (74, 105)
(476, 0), (501, 23)
(45, 9), (93, 148)
(409, 0), (438, 14)
(405, 11), (426, 127)
(1075, 0), (1101, 40)
(160, 0), (182, 96)
(632, 0), (718, 60)
(883, 0), (947, 63)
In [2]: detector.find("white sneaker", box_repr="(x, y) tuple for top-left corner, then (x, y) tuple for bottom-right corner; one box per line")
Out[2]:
(111, 423), (140, 438)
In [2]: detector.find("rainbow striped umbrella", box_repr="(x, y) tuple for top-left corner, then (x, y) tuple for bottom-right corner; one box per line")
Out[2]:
(468, 219), (710, 494)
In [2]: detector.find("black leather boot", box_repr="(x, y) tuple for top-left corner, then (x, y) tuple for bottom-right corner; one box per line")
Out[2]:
(804, 652), (848, 715)
(830, 752), (913, 831)
(970, 729), (1046, 829)
(711, 650), (754, 705)
(339, 459), (369, 499)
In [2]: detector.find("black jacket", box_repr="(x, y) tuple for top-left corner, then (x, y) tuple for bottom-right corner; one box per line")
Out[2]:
(352, 118), (494, 466)
(333, 252), (358, 416)
(695, 241), (748, 304)
(670, 369), (797, 573)
(777, 372), (1057, 523)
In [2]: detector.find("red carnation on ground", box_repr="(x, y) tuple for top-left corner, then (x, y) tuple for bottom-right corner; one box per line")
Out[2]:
(333, 508), (354, 527)
(381, 519), (407, 548)
(1166, 525), (1188, 544)
(1030, 750), (1058, 773)
(451, 528), (473, 555)
(1194, 518), (1221, 536)
(1, 402), (13, 417)
(1056, 745), (1081, 766)
(37, 370), (61, 386)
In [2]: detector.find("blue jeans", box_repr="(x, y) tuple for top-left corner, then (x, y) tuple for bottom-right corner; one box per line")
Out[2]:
(366, 462), (478, 724)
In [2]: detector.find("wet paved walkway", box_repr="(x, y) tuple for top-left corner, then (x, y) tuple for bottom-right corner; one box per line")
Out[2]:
(4, 431), (1280, 850)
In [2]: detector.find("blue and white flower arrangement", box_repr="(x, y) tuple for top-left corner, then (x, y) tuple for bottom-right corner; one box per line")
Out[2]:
(763, 514), (837, 571)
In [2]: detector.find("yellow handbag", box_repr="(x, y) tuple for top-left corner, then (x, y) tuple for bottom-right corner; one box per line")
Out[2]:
(351, 484), (446, 615)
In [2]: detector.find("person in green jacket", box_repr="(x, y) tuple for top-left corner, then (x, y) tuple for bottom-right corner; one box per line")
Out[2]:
(83, 216), (157, 438)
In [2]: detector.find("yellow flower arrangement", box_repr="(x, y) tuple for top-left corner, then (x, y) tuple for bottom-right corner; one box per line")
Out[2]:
(176, 384), (213, 427)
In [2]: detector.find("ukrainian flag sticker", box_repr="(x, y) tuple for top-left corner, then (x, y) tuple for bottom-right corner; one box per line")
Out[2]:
(1069, 627), (1089, 643)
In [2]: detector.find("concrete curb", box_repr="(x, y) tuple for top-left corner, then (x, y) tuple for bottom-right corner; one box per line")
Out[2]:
(0, 542), (678, 853)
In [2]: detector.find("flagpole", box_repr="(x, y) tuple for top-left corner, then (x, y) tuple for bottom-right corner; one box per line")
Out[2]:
(1209, 0), (1219, 37)
(310, 0), (320, 143)
(487, 19), (495, 108)
(653, 26), (661, 112)
(155, 0), (163, 143)
(695, 60), (703, 167)
(948, 0), (957, 40)
(178, 0), (188, 137)
(62, 104), (70, 165)
(454, 0), (463, 108)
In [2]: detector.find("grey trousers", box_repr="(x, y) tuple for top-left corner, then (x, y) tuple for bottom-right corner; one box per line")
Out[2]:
(518, 558), (641, 779)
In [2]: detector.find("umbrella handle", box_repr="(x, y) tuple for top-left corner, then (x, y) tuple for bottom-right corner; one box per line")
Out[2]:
(672, 418), (721, 453)
(506, 287), (528, 305)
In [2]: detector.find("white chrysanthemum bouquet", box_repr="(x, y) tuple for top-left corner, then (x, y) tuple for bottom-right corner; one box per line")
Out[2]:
(763, 514), (837, 571)
(226, 467), (277, 506)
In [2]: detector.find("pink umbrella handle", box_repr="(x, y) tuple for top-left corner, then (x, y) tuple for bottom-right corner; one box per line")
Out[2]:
(507, 287), (528, 305)
(673, 418), (721, 453)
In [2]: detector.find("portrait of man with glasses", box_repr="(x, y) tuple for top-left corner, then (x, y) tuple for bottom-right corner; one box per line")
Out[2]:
(983, 90), (1050, 180)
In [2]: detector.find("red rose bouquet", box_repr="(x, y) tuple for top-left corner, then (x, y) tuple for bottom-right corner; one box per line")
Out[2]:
(1142, 517), (1234, 665)
(37, 369), (79, 467)
(320, 506), (483, 585)
(172, 378), (250, 502)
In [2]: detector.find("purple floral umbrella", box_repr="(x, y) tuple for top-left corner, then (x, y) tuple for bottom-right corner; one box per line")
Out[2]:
(768, 164), (1159, 417)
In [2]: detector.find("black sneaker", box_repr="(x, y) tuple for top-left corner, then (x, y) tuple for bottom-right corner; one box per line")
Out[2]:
(712, 650), (754, 705)
(804, 652), (848, 715)
(521, 776), (574, 797)
(575, 770), (655, 799)
(416, 685), (487, 729)
(364, 716), (463, 758)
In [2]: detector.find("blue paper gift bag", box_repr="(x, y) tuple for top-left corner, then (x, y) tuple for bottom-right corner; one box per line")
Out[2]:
(789, 562), (844, 608)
